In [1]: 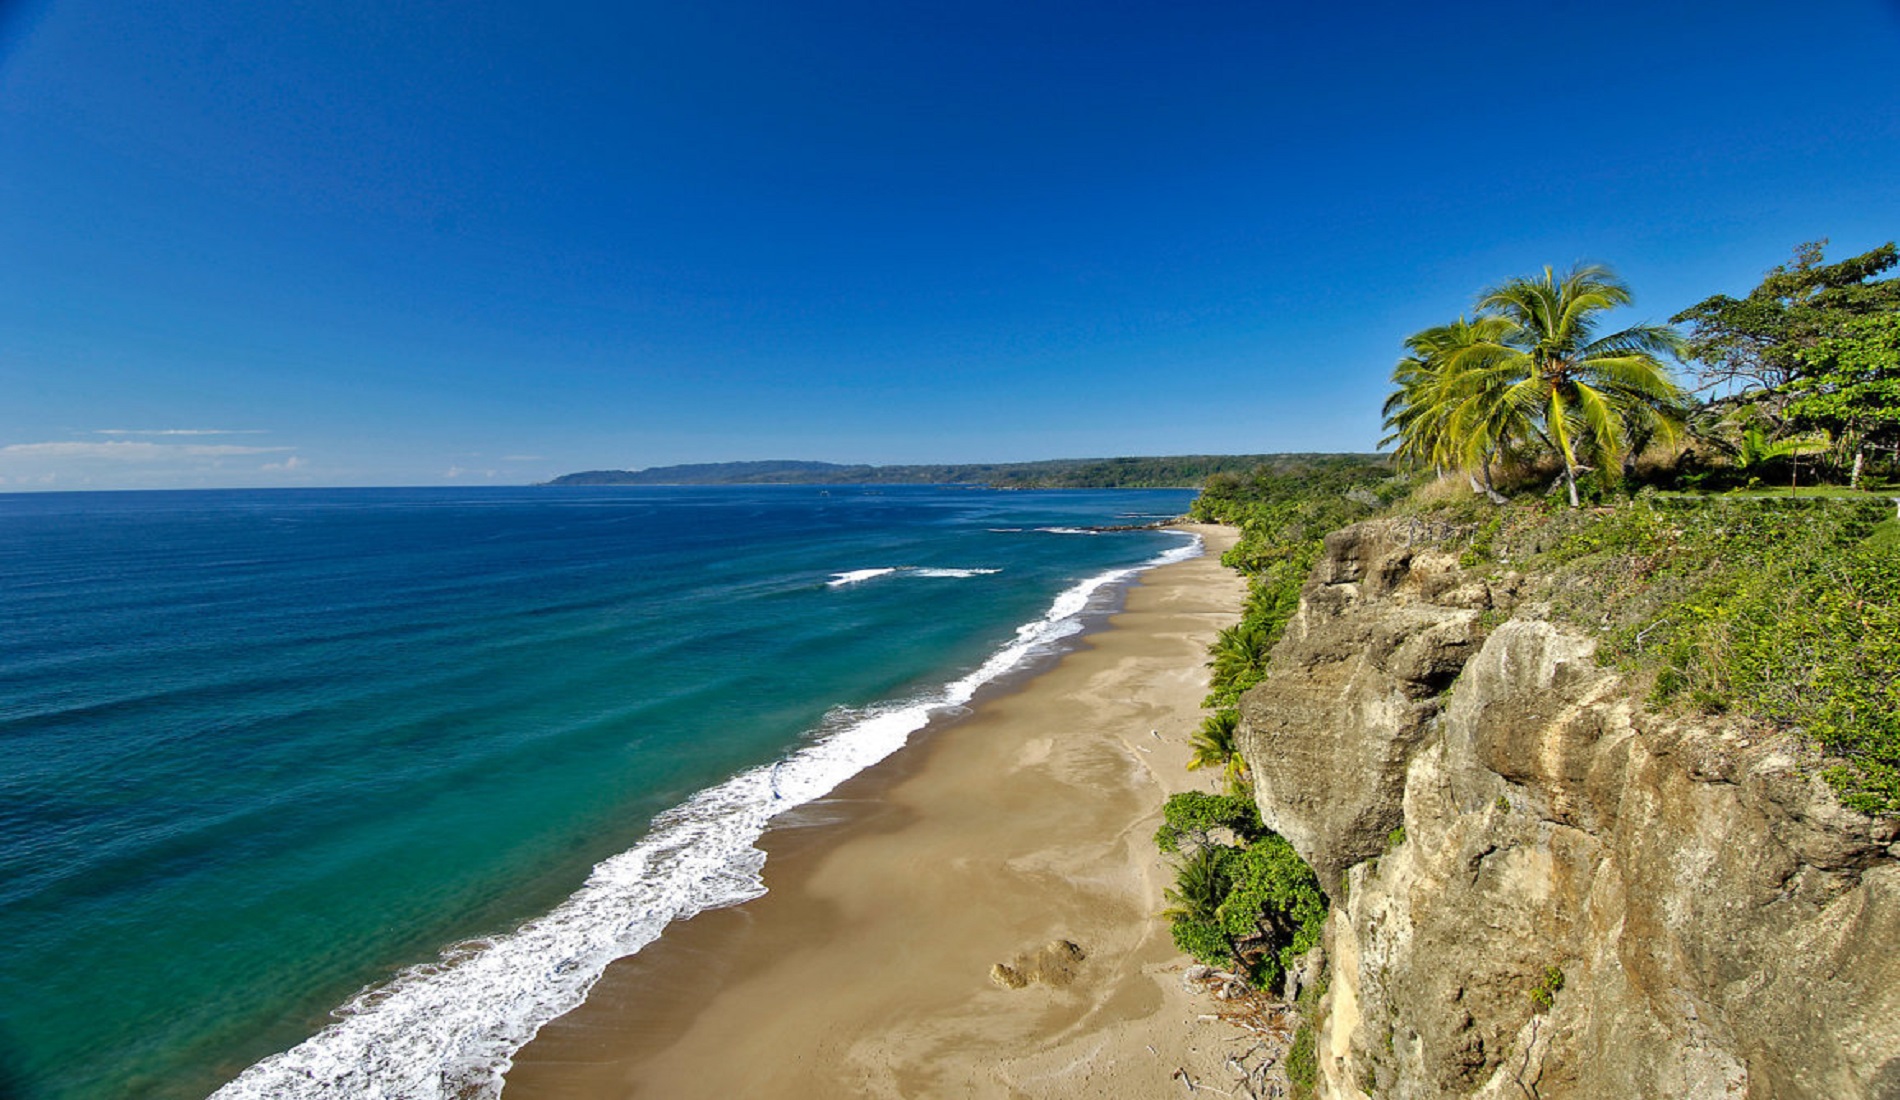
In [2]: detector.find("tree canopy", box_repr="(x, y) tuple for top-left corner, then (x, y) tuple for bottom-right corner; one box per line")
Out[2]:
(1382, 264), (1690, 506)
(1672, 240), (1900, 396)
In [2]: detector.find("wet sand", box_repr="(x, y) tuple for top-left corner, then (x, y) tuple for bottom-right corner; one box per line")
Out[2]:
(504, 524), (1246, 1098)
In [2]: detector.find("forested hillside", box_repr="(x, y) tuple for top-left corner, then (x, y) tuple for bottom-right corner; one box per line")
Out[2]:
(545, 453), (1387, 489)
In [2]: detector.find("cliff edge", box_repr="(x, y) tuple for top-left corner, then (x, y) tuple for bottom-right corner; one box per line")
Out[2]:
(1238, 517), (1900, 1099)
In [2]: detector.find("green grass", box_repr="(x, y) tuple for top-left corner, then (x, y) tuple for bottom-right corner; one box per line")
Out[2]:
(1655, 485), (1900, 501)
(1448, 493), (1900, 815)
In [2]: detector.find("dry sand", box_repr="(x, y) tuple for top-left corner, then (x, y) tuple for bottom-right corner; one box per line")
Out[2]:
(504, 524), (1257, 1098)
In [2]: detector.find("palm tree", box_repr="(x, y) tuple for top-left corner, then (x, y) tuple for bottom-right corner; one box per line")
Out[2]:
(1383, 265), (1689, 507)
(1382, 316), (1524, 496)
(1162, 846), (1243, 969)
(1206, 619), (1273, 699)
(1162, 847), (1232, 923)
(1472, 265), (1689, 506)
(1187, 708), (1248, 787)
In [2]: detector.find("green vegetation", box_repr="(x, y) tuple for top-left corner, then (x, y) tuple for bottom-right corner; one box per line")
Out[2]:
(1157, 459), (1399, 996)
(1529, 965), (1566, 1012)
(1156, 791), (1327, 990)
(1381, 264), (1690, 507)
(544, 452), (1385, 489)
(1285, 971), (1327, 1099)
(1153, 790), (1262, 856)
(1441, 493), (1900, 814)
(1189, 457), (1399, 725)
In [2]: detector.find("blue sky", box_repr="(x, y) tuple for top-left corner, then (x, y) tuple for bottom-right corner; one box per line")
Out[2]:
(2, 0), (1898, 489)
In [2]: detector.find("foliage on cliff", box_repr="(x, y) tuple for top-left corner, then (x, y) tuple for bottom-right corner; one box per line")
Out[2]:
(1449, 493), (1900, 814)
(1188, 458), (1399, 715)
(1156, 792), (1328, 990)
(1158, 460), (1399, 992)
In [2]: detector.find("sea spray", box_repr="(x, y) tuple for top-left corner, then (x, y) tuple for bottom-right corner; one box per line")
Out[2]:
(210, 534), (1201, 1099)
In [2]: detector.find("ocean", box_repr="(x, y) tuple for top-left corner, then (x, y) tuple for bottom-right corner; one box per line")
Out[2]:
(0, 485), (1198, 1100)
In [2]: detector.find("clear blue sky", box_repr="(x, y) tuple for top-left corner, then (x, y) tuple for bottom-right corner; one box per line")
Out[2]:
(3, 0), (1898, 489)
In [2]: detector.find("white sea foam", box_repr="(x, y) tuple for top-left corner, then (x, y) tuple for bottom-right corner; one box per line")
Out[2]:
(211, 531), (1202, 1100)
(1035, 526), (1098, 535)
(827, 567), (899, 587)
(827, 566), (1002, 586)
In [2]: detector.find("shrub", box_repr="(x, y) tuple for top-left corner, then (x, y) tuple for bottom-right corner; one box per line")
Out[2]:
(1154, 791), (1264, 855)
(1529, 965), (1566, 1012)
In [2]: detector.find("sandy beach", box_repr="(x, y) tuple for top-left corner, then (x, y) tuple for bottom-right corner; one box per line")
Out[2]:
(503, 523), (1249, 1098)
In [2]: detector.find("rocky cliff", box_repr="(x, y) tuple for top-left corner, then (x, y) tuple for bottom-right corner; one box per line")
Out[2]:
(1238, 518), (1900, 1100)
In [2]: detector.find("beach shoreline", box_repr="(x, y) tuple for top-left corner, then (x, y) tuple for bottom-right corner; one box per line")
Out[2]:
(503, 522), (1248, 1098)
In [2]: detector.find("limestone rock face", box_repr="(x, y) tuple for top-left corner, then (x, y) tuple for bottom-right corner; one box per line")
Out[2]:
(1237, 519), (1900, 1100)
(1238, 521), (1498, 887)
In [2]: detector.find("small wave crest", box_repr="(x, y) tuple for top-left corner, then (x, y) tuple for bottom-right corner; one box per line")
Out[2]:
(827, 566), (1001, 586)
(826, 567), (898, 587)
(212, 531), (1202, 1100)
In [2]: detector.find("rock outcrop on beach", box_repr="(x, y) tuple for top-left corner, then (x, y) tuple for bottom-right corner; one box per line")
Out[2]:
(1237, 519), (1900, 1100)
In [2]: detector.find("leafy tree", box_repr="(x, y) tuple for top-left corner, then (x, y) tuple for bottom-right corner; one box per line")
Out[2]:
(1672, 239), (1900, 397)
(1785, 312), (1900, 487)
(1217, 834), (1329, 989)
(1154, 790), (1264, 854)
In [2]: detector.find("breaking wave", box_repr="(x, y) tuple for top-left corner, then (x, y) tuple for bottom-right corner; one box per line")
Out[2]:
(211, 533), (1201, 1100)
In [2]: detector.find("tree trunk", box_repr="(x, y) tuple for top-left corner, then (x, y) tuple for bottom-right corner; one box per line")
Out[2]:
(1852, 447), (1865, 490)
(1563, 462), (1580, 508)
(1468, 472), (1507, 506)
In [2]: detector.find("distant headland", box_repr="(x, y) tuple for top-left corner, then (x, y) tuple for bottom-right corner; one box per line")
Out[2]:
(540, 454), (1388, 490)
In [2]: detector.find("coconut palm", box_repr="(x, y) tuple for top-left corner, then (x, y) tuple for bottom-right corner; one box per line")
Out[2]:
(1206, 619), (1273, 698)
(1187, 708), (1248, 787)
(1162, 846), (1233, 923)
(1383, 265), (1689, 507)
(1382, 315), (1523, 495)
(1472, 265), (1689, 506)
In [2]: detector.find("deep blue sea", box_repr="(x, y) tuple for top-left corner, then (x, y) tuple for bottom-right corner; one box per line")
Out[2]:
(0, 485), (1197, 1100)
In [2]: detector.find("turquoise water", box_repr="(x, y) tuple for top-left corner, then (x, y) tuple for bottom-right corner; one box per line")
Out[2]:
(0, 485), (1196, 1100)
